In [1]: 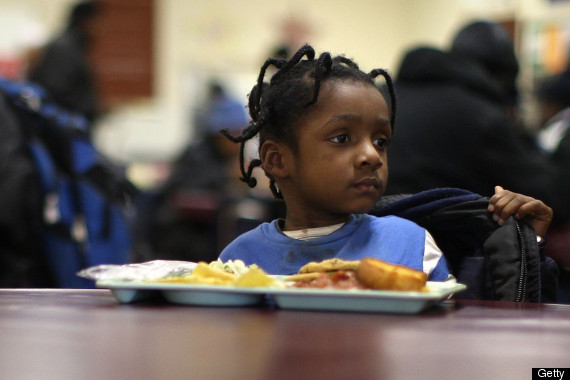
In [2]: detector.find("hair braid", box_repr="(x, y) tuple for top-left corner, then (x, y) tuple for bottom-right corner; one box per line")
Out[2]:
(223, 45), (319, 189)
(270, 45), (315, 85)
(308, 52), (333, 106)
(334, 56), (360, 70)
(239, 139), (262, 188)
(221, 112), (270, 187)
(250, 59), (285, 120)
(369, 68), (397, 128)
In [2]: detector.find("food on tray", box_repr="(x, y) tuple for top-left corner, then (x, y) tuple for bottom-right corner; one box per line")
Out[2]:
(150, 257), (427, 292)
(289, 269), (366, 290)
(156, 262), (236, 285)
(208, 259), (252, 276)
(287, 257), (428, 291)
(233, 266), (280, 287)
(298, 258), (361, 274)
(357, 258), (427, 291)
(154, 260), (283, 288)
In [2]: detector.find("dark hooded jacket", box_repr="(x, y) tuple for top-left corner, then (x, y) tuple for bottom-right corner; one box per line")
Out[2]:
(385, 46), (570, 225)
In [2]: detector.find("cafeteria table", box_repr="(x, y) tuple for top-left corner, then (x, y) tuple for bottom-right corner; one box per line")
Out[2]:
(0, 288), (568, 380)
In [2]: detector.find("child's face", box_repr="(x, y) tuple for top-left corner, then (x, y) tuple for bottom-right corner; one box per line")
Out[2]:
(284, 80), (391, 222)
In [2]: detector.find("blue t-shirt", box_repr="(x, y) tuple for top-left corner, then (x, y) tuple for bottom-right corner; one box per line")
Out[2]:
(219, 214), (450, 280)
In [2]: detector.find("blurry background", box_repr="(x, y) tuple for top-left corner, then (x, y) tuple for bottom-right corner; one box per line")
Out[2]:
(1, 0), (569, 190)
(2, 0), (570, 290)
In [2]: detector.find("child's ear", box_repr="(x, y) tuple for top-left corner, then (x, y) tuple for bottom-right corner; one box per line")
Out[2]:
(260, 140), (291, 179)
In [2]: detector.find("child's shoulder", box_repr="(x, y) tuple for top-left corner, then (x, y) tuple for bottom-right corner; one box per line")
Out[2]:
(218, 220), (283, 264)
(220, 220), (277, 250)
(228, 220), (275, 244)
(359, 213), (424, 229)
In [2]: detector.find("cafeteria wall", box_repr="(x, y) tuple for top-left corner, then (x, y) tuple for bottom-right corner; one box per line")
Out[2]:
(2, 0), (570, 188)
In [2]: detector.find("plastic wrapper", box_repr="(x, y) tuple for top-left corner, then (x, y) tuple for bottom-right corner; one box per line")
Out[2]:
(77, 260), (199, 282)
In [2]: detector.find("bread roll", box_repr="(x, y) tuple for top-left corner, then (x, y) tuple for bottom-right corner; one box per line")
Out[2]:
(298, 258), (360, 274)
(356, 258), (427, 291)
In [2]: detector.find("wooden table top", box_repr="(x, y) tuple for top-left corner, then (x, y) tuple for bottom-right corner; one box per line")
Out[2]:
(1, 289), (569, 380)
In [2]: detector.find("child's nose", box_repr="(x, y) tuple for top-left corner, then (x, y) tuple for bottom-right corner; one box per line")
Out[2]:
(357, 141), (381, 168)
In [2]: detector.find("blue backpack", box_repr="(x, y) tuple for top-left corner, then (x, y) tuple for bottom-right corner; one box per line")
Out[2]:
(0, 77), (136, 288)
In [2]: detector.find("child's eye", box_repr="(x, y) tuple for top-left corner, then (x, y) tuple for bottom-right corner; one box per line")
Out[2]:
(330, 134), (350, 144)
(373, 138), (390, 150)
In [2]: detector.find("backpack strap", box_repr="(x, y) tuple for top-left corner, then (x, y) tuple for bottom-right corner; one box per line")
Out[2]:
(0, 77), (88, 133)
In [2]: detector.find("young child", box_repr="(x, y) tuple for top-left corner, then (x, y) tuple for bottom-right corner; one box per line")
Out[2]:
(218, 45), (553, 279)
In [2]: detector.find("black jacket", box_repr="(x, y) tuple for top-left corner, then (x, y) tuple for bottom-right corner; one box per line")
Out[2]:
(385, 46), (570, 225)
(373, 188), (559, 303)
(29, 28), (100, 123)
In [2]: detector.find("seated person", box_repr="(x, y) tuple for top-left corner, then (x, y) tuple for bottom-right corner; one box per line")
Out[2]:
(146, 81), (248, 262)
(218, 44), (553, 278)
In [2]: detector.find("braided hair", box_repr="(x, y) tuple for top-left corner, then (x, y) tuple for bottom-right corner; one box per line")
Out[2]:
(220, 44), (396, 199)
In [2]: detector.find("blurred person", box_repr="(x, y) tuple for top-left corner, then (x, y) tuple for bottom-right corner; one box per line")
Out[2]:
(384, 20), (570, 227)
(27, 1), (101, 126)
(535, 67), (570, 302)
(169, 80), (247, 195)
(144, 80), (253, 262)
(270, 15), (312, 60)
(536, 67), (570, 162)
(450, 20), (521, 121)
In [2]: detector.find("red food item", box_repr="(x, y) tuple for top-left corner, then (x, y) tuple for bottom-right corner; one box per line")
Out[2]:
(292, 270), (366, 290)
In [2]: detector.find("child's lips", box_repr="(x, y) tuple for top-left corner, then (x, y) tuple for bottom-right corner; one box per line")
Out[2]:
(355, 178), (380, 192)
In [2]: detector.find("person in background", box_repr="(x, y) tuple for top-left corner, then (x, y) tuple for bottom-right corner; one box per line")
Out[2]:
(384, 20), (570, 227)
(144, 80), (251, 262)
(536, 67), (570, 163)
(27, 1), (101, 125)
(217, 44), (553, 279)
(535, 67), (570, 303)
(163, 80), (249, 198)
